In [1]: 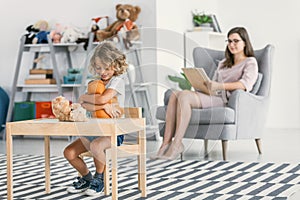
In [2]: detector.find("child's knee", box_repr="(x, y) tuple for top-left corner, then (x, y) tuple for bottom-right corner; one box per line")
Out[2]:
(63, 147), (76, 160)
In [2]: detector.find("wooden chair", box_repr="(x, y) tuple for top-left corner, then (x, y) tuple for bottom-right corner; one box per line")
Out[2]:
(79, 107), (144, 196)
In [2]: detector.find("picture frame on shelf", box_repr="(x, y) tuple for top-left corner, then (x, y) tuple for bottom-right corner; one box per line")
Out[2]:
(210, 14), (222, 33)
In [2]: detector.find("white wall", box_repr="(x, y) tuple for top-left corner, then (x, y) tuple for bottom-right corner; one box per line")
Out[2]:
(1, 0), (299, 129)
(156, 0), (300, 129)
(217, 0), (300, 128)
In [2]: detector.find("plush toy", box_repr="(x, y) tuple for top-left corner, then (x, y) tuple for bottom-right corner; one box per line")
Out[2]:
(24, 25), (39, 44)
(76, 16), (108, 50)
(50, 31), (62, 43)
(61, 26), (84, 43)
(95, 4), (141, 42)
(49, 23), (63, 43)
(32, 20), (50, 44)
(87, 80), (123, 118)
(52, 96), (87, 122)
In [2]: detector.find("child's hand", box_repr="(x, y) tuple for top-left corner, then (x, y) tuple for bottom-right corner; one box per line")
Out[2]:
(103, 103), (122, 118)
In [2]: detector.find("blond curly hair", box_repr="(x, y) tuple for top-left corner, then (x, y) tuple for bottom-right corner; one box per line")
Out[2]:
(88, 41), (128, 76)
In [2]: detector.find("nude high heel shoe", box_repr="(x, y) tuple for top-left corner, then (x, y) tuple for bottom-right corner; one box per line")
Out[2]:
(150, 143), (171, 160)
(161, 142), (184, 160)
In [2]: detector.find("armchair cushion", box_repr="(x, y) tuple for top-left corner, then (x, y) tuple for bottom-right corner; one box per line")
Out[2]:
(156, 106), (235, 124)
(250, 72), (263, 94)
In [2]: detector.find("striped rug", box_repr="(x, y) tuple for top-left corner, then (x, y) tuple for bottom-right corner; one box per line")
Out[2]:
(1, 154), (300, 199)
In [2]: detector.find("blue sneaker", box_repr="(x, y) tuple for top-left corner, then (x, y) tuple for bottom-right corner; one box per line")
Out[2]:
(85, 177), (104, 196)
(67, 177), (90, 193)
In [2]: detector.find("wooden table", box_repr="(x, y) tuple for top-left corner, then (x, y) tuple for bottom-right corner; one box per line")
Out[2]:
(6, 118), (147, 200)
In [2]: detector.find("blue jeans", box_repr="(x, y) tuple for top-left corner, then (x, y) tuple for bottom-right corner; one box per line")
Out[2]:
(84, 135), (124, 146)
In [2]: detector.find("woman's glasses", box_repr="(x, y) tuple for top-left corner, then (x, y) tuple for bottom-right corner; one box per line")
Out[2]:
(225, 39), (242, 45)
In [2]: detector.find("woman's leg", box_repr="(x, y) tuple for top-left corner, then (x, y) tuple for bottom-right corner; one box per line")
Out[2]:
(163, 90), (202, 158)
(64, 137), (91, 176)
(163, 91), (180, 145)
(151, 91), (179, 159)
(89, 136), (111, 174)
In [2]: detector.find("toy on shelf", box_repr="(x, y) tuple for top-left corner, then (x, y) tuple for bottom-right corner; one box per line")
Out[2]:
(24, 25), (39, 44)
(32, 20), (50, 44)
(95, 4), (141, 46)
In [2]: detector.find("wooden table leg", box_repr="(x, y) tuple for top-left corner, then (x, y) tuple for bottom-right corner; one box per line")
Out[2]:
(6, 124), (13, 200)
(44, 136), (51, 193)
(138, 120), (147, 197)
(111, 132), (118, 200)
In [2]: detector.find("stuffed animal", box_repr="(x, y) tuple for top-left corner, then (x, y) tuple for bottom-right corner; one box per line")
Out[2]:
(61, 26), (84, 43)
(52, 96), (87, 122)
(95, 4), (141, 42)
(24, 25), (39, 44)
(32, 20), (50, 44)
(87, 80), (123, 118)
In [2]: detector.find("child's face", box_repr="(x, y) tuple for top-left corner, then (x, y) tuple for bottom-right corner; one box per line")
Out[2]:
(94, 57), (115, 81)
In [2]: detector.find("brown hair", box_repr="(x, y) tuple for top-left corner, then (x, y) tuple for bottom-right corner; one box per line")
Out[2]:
(222, 27), (254, 68)
(88, 41), (128, 76)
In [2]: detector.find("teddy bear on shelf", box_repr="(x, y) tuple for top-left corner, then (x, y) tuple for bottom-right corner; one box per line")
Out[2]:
(52, 96), (87, 122)
(87, 79), (124, 118)
(32, 20), (50, 44)
(95, 4), (141, 43)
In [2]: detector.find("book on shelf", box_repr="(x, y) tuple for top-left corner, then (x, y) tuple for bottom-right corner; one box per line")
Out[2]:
(27, 74), (53, 79)
(30, 69), (53, 75)
(181, 67), (211, 95)
(25, 78), (56, 84)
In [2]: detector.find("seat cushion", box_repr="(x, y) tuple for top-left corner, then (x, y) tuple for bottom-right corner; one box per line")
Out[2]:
(156, 106), (235, 124)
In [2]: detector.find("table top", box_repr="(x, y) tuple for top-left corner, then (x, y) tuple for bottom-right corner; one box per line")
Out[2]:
(6, 118), (145, 137)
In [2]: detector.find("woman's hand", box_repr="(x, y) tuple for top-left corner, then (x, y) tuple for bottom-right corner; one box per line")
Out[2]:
(103, 103), (122, 118)
(205, 81), (224, 94)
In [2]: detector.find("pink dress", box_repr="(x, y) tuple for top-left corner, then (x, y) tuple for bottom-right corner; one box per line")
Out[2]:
(197, 57), (258, 108)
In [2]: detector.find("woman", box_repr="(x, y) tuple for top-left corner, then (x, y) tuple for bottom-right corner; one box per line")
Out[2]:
(152, 27), (258, 160)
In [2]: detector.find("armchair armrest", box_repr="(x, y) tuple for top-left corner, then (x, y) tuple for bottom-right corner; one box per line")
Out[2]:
(227, 89), (270, 139)
(227, 90), (266, 110)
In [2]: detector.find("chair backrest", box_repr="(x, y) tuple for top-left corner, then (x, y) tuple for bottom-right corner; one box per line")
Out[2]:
(193, 44), (274, 97)
(124, 107), (142, 118)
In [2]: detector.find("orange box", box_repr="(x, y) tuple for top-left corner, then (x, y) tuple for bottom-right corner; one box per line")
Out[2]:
(35, 102), (55, 119)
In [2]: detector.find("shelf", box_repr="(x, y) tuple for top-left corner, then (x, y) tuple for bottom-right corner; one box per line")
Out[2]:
(23, 43), (82, 53)
(16, 84), (81, 92)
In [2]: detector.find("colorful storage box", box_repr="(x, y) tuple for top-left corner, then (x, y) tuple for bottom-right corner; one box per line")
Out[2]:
(35, 101), (55, 119)
(13, 101), (36, 121)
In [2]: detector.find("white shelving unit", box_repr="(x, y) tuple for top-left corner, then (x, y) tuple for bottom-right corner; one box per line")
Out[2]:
(6, 35), (87, 123)
(6, 32), (160, 140)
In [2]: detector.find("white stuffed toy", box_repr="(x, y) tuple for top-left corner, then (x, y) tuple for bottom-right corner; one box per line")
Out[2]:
(52, 96), (87, 122)
(60, 27), (83, 43)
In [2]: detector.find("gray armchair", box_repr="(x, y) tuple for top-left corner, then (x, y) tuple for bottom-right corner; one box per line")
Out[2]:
(155, 44), (274, 160)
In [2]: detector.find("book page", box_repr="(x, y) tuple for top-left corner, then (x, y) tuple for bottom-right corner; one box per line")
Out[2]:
(182, 68), (211, 95)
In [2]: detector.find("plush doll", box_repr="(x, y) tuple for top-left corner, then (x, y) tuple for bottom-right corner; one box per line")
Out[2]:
(61, 26), (84, 43)
(95, 4), (141, 42)
(49, 23), (63, 43)
(24, 25), (39, 44)
(87, 80), (123, 118)
(32, 20), (50, 44)
(50, 31), (62, 43)
(52, 96), (87, 122)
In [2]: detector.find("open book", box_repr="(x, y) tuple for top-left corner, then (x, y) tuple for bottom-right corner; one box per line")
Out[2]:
(181, 67), (211, 95)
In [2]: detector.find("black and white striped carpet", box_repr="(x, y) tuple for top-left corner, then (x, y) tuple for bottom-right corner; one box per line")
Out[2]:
(1, 154), (300, 200)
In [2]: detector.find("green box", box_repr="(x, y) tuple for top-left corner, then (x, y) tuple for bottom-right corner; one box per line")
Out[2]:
(13, 101), (36, 121)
